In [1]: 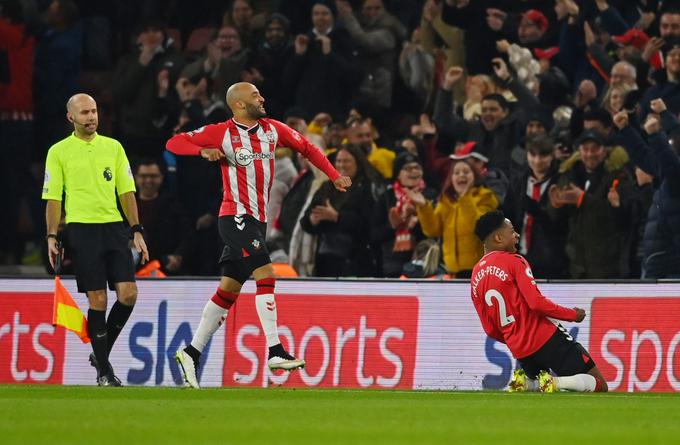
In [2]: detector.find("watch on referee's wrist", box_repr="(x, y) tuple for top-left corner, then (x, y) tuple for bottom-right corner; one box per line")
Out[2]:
(46, 234), (58, 241)
(130, 224), (144, 235)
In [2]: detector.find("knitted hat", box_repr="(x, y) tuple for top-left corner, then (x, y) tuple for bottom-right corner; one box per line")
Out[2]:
(577, 129), (606, 146)
(313, 0), (337, 16)
(523, 10), (549, 32)
(393, 152), (421, 177)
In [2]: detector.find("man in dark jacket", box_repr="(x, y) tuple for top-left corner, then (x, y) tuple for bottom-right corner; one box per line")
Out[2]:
(113, 18), (185, 158)
(134, 159), (194, 275)
(245, 13), (294, 120)
(549, 129), (634, 279)
(433, 57), (538, 177)
(503, 135), (568, 278)
(282, 0), (361, 120)
(613, 103), (680, 278)
(641, 40), (680, 120)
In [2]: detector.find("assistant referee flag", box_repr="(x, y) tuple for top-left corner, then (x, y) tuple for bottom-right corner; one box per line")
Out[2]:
(52, 277), (90, 343)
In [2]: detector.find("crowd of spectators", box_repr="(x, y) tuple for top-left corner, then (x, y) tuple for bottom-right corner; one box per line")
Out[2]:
(1, 0), (679, 279)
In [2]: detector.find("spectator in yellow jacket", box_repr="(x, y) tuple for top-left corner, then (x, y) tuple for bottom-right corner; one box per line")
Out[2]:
(407, 159), (499, 277)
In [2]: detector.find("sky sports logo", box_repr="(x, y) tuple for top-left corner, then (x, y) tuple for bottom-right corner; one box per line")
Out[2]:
(590, 298), (680, 392)
(223, 294), (419, 389)
(0, 292), (65, 384)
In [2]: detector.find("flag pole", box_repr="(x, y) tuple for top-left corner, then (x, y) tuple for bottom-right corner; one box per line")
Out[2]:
(54, 240), (62, 276)
(52, 239), (91, 343)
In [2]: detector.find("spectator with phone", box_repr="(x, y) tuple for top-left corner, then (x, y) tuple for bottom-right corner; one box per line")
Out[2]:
(549, 129), (634, 278)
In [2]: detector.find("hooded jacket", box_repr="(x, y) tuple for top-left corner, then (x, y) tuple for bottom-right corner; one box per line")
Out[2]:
(557, 146), (634, 278)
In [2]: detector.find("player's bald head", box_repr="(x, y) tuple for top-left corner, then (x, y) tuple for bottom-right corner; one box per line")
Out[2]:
(66, 93), (96, 113)
(226, 82), (256, 109)
(226, 82), (266, 119)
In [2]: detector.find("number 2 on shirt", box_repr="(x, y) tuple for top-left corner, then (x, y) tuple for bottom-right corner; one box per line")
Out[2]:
(485, 289), (516, 327)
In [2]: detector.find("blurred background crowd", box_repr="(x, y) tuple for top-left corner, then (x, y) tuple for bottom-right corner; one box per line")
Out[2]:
(1, 0), (679, 279)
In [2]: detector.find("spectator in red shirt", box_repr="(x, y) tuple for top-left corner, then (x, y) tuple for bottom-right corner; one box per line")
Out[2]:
(471, 210), (608, 392)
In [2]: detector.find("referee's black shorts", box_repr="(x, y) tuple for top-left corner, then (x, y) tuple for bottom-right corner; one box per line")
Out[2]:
(217, 215), (270, 283)
(67, 222), (135, 293)
(518, 324), (596, 379)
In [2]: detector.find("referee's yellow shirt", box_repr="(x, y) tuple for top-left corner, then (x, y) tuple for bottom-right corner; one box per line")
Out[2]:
(42, 133), (136, 224)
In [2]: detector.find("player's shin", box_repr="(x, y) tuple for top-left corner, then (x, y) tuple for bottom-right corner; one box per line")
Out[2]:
(553, 374), (597, 392)
(189, 289), (236, 356)
(255, 277), (279, 347)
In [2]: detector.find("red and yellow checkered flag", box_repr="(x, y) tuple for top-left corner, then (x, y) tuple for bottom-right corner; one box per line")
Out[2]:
(52, 276), (90, 343)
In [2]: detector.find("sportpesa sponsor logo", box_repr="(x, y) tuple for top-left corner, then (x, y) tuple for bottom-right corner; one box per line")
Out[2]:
(235, 148), (274, 166)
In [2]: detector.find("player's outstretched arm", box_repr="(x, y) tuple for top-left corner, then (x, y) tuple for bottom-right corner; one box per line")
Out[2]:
(166, 124), (222, 156)
(333, 176), (352, 192)
(271, 119), (343, 184)
(514, 257), (578, 321)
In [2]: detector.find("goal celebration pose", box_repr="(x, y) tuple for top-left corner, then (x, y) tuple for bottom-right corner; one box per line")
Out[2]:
(470, 210), (608, 392)
(167, 82), (351, 388)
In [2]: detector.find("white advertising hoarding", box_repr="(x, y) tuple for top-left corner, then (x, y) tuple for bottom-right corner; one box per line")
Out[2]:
(1, 278), (679, 391)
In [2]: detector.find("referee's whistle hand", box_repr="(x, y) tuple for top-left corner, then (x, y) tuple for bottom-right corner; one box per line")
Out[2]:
(333, 175), (352, 192)
(200, 148), (226, 161)
(134, 233), (150, 264)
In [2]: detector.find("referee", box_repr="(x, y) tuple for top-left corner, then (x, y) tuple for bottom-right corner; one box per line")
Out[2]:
(43, 93), (149, 386)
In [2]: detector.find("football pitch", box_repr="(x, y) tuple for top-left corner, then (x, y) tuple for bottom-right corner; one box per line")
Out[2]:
(1, 386), (679, 445)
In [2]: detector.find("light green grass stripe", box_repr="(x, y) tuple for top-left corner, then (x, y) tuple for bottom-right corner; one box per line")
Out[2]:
(1, 386), (679, 445)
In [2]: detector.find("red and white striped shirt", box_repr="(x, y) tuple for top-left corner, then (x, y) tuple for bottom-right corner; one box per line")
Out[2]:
(166, 118), (340, 222)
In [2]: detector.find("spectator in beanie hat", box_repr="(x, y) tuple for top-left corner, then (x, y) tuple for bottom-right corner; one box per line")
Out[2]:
(370, 152), (436, 277)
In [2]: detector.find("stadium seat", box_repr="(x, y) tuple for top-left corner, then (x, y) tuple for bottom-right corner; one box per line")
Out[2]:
(165, 28), (182, 51)
(184, 27), (216, 56)
(272, 263), (299, 278)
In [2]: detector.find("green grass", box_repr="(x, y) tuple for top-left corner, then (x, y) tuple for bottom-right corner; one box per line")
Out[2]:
(1, 386), (679, 445)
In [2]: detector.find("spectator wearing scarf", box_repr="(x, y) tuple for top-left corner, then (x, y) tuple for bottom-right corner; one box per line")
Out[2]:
(370, 152), (436, 277)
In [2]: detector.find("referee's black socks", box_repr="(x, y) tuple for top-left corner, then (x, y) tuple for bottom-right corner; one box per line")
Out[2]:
(88, 309), (109, 373)
(107, 301), (134, 354)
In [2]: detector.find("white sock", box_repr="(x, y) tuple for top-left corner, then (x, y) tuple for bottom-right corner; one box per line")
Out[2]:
(190, 300), (228, 352)
(554, 374), (597, 392)
(526, 379), (539, 391)
(255, 278), (279, 347)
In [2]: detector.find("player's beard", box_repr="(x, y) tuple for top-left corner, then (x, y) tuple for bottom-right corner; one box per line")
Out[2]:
(246, 102), (267, 119)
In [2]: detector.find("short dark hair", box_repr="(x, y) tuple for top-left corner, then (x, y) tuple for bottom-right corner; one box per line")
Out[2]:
(134, 157), (166, 175)
(526, 135), (554, 156)
(136, 16), (166, 35)
(482, 93), (510, 111)
(475, 210), (506, 242)
(583, 108), (613, 129)
(660, 7), (680, 17)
